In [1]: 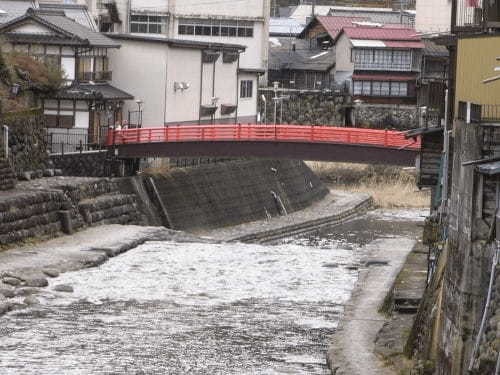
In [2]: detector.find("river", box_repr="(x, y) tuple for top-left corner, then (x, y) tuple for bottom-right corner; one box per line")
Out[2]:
(0, 209), (425, 374)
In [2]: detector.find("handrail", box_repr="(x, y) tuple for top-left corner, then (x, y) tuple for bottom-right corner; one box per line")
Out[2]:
(107, 124), (421, 151)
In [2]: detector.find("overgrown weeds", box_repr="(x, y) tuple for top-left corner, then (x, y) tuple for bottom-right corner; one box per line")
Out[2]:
(307, 161), (430, 209)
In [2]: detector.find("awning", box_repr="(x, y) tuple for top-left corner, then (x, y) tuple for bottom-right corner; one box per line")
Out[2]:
(405, 127), (443, 139)
(352, 73), (417, 82)
(476, 161), (500, 175)
(384, 41), (425, 49)
(54, 83), (134, 101)
(350, 39), (425, 49)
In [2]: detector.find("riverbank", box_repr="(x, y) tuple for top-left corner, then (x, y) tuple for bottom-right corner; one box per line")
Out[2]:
(197, 190), (372, 243)
(326, 234), (419, 375)
(307, 161), (430, 209)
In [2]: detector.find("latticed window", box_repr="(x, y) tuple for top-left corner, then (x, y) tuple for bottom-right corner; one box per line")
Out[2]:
(353, 81), (408, 97)
(240, 80), (253, 98)
(130, 14), (167, 34)
(178, 18), (254, 38)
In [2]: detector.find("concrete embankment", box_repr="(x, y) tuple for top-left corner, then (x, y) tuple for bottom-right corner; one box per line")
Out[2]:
(326, 237), (417, 375)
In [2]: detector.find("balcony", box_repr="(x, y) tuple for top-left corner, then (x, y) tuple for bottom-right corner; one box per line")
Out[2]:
(77, 71), (112, 82)
(453, 0), (500, 32)
(354, 61), (413, 72)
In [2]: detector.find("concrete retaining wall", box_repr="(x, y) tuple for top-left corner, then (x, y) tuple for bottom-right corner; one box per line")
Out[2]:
(150, 159), (329, 231)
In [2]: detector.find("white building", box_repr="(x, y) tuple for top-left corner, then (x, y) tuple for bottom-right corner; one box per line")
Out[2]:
(85, 0), (269, 125)
(0, 7), (134, 150)
(108, 35), (254, 126)
(415, 0), (452, 33)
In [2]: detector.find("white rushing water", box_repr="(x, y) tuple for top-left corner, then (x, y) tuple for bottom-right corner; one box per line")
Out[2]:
(0, 209), (423, 374)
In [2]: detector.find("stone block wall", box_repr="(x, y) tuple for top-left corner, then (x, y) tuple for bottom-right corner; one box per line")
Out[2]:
(4, 111), (48, 174)
(0, 178), (141, 248)
(50, 151), (124, 177)
(150, 159), (329, 231)
(354, 104), (418, 130)
(259, 91), (347, 125)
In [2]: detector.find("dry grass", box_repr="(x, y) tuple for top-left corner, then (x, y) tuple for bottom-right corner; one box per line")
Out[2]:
(307, 161), (430, 209)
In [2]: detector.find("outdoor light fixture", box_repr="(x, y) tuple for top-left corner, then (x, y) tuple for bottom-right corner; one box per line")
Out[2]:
(10, 83), (20, 96)
(174, 82), (190, 92)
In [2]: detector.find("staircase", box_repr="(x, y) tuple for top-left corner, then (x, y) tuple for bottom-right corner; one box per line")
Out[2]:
(0, 157), (16, 191)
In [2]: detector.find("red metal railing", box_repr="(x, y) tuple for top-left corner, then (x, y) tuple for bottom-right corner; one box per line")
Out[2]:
(107, 124), (421, 150)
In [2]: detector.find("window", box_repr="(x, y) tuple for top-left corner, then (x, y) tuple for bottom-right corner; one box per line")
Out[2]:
(353, 81), (408, 97)
(372, 81), (381, 96)
(381, 82), (390, 96)
(130, 14), (167, 34)
(240, 80), (253, 98)
(178, 18), (254, 38)
(392, 50), (411, 68)
(390, 82), (408, 97)
(361, 81), (371, 95)
(353, 81), (363, 95)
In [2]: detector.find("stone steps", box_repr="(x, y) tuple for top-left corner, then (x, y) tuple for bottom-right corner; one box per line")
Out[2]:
(78, 194), (139, 226)
(0, 158), (16, 191)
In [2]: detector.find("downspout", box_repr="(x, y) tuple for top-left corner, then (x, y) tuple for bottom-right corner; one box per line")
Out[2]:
(212, 56), (216, 124)
(235, 53), (240, 123)
(163, 44), (169, 125)
(199, 51), (204, 125)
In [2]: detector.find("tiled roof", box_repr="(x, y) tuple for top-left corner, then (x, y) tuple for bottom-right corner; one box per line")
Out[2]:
(0, 9), (119, 48)
(298, 15), (367, 39)
(36, 11), (118, 47)
(0, 1), (96, 31)
(0, 1), (35, 24)
(423, 38), (449, 57)
(316, 16), (368, 40)
(269, 38), (334, 72)
(342, 26), (420, 41)
(55, 83), (134, 101)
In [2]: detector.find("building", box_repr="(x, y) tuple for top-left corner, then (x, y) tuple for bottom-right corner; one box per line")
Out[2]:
(333, 24), (423, 105)
(268, 38), (335, 89)
(298, 15), (369, 49)
(327, 6), (415, 26)
(82, 0), (269, 125)
(108, 34), (252, 126)
(0, 8), (134, 149)
(417, 38), (448, 126)
(269, 17), (304, 37)
(415, 0), (452, 33)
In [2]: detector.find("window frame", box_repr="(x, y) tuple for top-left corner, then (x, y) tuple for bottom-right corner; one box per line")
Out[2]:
(240, 80), (253, 99)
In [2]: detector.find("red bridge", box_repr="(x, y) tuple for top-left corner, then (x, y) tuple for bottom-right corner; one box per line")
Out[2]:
(107, 124), (421, 166)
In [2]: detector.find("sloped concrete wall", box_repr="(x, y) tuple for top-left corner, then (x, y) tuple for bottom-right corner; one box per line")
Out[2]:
(151, 159), (329, 231)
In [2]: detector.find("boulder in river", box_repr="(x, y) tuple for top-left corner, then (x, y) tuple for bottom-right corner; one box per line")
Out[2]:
(23, 296), (40, 305)
(42, 269), (60, 278)
(53, 284), (74, 293)
(2, 277), (21, 287)
(23, 278), (49, 288)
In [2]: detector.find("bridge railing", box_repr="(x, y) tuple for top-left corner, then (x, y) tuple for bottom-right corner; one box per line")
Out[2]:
(107, 124), (421, 150)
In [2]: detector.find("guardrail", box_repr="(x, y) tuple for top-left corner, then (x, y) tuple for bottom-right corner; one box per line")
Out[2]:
(107, 125), (421, 150)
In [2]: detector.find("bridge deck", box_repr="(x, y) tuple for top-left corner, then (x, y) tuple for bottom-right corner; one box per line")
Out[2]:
(107, 125), (421, 166)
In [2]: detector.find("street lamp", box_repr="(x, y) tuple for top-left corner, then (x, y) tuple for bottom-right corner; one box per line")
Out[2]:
(261, 94), (267, 124)
(135, 99), (143, 128)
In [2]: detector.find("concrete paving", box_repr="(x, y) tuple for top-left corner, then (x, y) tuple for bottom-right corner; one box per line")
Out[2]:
(327, 237), (417, 375)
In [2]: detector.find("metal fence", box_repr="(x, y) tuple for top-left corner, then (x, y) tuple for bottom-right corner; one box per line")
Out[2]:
(46, 128), (105, 155)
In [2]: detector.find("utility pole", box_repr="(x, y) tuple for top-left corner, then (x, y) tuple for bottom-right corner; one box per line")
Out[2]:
(312, 0), (316, 18)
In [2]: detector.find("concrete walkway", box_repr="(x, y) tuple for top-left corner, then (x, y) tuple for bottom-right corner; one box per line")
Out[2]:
(327, 237), (417, 375)
(196, 190), (372, 242)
